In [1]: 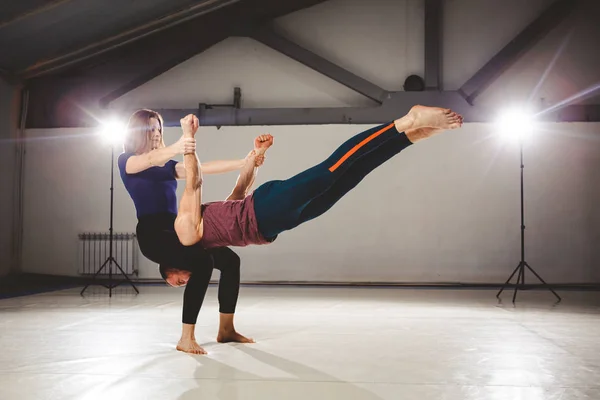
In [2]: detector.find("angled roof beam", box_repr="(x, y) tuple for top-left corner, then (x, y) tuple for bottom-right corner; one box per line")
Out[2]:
(0, 0), (74, 30)
(24, 0), (331, 128)
(459, 0), (581, 105)
(250, 25), (388, 104)
(20, 0), (242, 79)
(94, 0), (330, 107)
(97, 30), (231, 108)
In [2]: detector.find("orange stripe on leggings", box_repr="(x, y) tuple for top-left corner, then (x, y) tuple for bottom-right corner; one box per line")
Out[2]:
(328, 123), (396, 172)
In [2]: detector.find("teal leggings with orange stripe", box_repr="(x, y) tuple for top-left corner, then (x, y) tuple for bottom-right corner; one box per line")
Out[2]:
(253, 122), (413, 240)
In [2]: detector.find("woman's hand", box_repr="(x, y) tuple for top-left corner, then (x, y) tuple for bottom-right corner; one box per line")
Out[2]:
(174, 136), (196, 155)
(245, 150), (265, 167)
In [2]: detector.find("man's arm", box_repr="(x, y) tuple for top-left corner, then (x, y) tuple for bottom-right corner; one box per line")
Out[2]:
(174, 115), (204, 246)
(175, 158), (245, 179)
(226, 134), (274, 201)
(226, 151), (263, 201)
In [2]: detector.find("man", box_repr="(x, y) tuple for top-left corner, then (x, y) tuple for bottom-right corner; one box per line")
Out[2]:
(172, 105), (463, 251)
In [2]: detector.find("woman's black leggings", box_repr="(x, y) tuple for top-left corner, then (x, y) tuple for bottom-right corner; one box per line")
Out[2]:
(181, 247), (240, 324)
(136, 214), (240, 324)
(253, 122), (413, 239)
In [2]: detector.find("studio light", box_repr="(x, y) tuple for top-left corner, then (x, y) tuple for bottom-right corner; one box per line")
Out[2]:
(99, 117), (127, 146)
(494, 105), (560, 303)
(82, 116), (139, 297)
(494, 107), (536, 143)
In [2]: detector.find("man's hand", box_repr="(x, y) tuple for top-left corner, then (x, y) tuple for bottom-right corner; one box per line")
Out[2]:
(254, 134), (274, 155)
(180, 114), (199, 138)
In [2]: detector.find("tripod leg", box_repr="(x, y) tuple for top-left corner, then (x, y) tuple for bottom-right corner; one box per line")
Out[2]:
(496, 263), (521, 298)
(524, 262), (561, 302)
(112, 258), (140, 294)
(81, 257), (111, 295)
(512, 262), (524, 303)
(109, 259), (113, 298)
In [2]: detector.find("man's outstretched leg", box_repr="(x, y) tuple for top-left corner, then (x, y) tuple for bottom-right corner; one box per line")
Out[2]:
(299, 127), (444, 222)
(253, 105), (463, 239)
(174, 114), (204, 246)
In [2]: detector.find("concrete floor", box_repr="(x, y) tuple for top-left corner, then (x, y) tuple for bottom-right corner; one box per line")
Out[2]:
(1, 285), (600, 399)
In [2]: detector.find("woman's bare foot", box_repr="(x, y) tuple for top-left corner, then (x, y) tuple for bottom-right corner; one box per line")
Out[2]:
(176, 338), (207, 355)
(409, 105), (462, 130)
(404, 127), (445, 143)
(217, 329), (255, 344)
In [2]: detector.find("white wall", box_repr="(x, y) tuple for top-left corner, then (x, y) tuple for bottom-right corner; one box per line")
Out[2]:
(22, 122), (600, 283)
(0, 79), (16, 278)
(21, 0), (600, 283)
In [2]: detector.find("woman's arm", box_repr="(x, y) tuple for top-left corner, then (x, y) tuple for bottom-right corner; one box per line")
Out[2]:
(175, 158), (245, 179)
(124, 136), (195, 174)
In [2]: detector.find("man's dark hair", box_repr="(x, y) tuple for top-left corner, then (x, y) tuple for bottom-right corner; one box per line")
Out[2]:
(159, 264), (193, 281)
(159, 264), (174, 281)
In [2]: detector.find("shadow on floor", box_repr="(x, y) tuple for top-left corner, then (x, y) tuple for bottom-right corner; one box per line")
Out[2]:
(178, 345), (384, 400)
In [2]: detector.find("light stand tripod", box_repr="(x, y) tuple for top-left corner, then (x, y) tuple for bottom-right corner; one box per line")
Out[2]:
(81, 144), (139, 297)
(496, 136), (560, 303)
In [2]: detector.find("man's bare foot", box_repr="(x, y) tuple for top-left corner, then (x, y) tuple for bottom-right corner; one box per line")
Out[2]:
(407, 105), (463, 130)
(254, 134), (274, 156)
(404, 127), (445, 143)
(217, 330), (256, 344)
(176, 338), (207, 355)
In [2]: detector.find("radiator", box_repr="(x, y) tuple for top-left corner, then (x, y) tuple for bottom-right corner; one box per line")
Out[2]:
(78, 233), (139, 276)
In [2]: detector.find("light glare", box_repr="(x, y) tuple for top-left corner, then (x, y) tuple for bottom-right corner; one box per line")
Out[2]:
(100, 118), (126, 145)
(495, 108), (536, 142)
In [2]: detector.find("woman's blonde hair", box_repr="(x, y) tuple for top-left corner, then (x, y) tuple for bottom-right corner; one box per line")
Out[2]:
(123, 109), (165, 154)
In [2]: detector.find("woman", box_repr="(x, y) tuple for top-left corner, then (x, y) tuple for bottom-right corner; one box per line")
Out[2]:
(118, 109), (266, 354)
